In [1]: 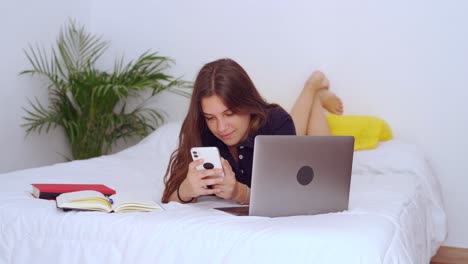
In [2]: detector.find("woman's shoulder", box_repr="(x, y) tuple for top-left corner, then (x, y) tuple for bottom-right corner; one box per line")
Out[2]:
(268, 105), (291, 119)
(261, 106), (296, 135)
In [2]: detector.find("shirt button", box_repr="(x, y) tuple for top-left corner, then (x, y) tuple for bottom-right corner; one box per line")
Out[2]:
(241, 169), (244, 174)
(239, 154), (243, 160)
(239, 146), (244, 149)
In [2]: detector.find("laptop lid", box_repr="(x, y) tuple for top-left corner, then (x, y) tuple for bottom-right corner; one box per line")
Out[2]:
(249, 135), (354, 217)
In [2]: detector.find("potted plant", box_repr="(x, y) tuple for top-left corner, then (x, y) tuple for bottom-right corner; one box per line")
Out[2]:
(20, 20), (190, 160)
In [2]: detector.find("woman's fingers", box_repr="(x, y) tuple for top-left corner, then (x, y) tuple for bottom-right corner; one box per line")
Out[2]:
(199, 188), (219, 196)
(188, 159), (204, 171)
(216, 158), (238, 199)
(186, 158), (230, 198)
(221, 158), (231, 170)
(201, 177), (223, 187)
(221, 158), (235, 179)
(188, 160), (222, 180)
(194, 168), (223, 179)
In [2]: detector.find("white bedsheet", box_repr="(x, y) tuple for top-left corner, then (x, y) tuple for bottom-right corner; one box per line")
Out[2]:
(0, 122), (446, 264)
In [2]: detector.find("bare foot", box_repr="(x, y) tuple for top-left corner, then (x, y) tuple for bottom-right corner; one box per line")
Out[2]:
(304, 70), (344, 114)
(305, 71), (329, 92)
(318, 90), (344, 115)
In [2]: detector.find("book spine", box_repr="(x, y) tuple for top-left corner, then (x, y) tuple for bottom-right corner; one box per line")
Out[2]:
(38, 192), (115, 200)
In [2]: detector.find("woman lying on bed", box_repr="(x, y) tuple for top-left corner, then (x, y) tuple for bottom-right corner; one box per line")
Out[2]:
(161, 58), (343, 204)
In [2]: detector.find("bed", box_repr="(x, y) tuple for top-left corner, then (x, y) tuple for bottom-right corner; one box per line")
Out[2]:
(0, 122), (447, 263)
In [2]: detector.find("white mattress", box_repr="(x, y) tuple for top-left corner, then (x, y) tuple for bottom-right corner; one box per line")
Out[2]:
(0, 122), (447, 264)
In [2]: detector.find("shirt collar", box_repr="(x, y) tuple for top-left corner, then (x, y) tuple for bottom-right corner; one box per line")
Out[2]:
(241, 132), (255, 148)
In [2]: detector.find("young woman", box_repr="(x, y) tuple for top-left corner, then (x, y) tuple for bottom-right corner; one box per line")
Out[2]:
(161, 58), (343, 204)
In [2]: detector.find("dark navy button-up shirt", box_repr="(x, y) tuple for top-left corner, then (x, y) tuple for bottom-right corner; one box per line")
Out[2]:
(201, 107), (296, 187)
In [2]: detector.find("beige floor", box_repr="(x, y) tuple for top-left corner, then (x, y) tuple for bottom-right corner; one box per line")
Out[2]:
(431, 246), (468, 264)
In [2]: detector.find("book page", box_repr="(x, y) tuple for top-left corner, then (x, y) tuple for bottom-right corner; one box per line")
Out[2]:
(110, 194), (163, 213)
(56, 190), (112, 213)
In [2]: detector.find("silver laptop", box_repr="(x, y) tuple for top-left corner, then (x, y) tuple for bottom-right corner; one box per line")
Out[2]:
(248, 135), (354, 217)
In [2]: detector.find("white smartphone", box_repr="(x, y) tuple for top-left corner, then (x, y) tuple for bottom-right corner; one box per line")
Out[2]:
(190, 147), (224, 177)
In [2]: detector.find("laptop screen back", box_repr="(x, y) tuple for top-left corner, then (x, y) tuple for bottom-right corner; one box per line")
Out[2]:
(249, 135), (354, 217)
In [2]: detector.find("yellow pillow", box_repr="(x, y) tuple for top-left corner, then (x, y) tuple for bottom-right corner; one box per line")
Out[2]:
(326, 114), (393, 151)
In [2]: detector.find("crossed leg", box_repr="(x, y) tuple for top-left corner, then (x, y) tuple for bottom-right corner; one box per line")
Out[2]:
(290, 71), (343, 136)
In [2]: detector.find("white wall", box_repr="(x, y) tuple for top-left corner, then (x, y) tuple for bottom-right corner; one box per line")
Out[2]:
(0, 1), (92, 172)
(0, 0), (467, 247)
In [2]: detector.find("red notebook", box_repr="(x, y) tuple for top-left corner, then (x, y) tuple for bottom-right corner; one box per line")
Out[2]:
(31, 184), (116, 200)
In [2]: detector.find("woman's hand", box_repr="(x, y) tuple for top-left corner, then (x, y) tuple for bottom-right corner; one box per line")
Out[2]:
(177, 159), (224, 201)
(212, 158), (238, 200)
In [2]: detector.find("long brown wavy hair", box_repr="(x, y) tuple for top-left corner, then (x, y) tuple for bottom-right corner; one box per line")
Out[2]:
(161, 58), (278, 203)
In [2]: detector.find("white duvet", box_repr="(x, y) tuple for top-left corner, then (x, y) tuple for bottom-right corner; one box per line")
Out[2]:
(0, 122), (446, 264)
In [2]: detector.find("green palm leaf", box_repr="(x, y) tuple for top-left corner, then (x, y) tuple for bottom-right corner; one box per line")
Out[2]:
(20, 20), (191, 160)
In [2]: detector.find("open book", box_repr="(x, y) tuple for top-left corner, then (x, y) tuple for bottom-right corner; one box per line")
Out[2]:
(56, 190), (164, 213)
